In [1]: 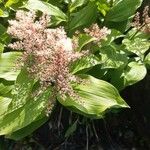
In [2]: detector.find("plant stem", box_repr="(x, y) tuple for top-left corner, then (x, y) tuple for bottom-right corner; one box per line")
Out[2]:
(86, 123), (89, 150)
(130, 23), (146, 40)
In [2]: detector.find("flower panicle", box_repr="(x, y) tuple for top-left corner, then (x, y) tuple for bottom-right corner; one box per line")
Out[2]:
(132, 6), (150, 34)
(7, 10), (86, 115)
(84, 23), (111, 43)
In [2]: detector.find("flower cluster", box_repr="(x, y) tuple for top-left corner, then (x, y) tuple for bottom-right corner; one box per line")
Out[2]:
(84, 23), (111, 42)
(7, 10), (86, 115)
(132, 6), (150, 33)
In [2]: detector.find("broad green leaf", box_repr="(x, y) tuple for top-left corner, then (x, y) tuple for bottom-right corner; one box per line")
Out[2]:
(0, 52), (22, 81)
(7, 69), (35, 114)
(105, 19), (129, 33)
(123, 38), (150, 57)
(105, 0), (142, 22)
(0, 88), (51, 135)
(0, 97), (11, 116)
(124, 61), (147, 86)
(69, 2), (97, 31)
(58, 75), (129, 119)
(70, 55), (101, 74)
(6, 116), (48, 140)
(87, 65), (107, 79)
(109, 68), (125, 90)
(24, 0), (67, 21)
(100, 46), (128, 69)
(69, 0), (87, 12)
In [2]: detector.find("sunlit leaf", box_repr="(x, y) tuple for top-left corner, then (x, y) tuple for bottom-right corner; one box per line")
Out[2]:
(0, 52), (22, 81)
(100, 46), (128, 69)
(58, 75), (129, 119)
(0, 97), (11, 116)
(24, 0), (67, 21)
(123, 38), (150, 57)
(70, 55), (101, 74)
(0, 88), (51, 135)
(69, 0), (87, 12)
(5, 0), (19, 7)
(6, 116), (48, 140)
(124, 61), (147, 86)
(0, 43), (4, 54)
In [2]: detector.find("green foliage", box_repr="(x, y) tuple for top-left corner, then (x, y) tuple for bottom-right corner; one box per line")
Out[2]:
(0, 52), (21, 81)
(123, 38), (150, 58)
(69, 2), (97, 31)
(105, 0), (142, 22)
(124, 61), (147, 86)
(58, 75), (129, 119)
(100, 46), (128, 69)
(0, 69), (51, 136)
(0, 0), (149, 141)
(24, 0), (67, 22)
(69, 0), (87, 12)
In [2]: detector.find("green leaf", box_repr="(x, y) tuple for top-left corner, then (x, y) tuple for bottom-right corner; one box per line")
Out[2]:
(105, 0), (142, 22)
(100, 29), (124, 47)
(0, 8), (9, 17)
(124, 61), (147, 86)
(24, 0), (67, 21)
(0, 81), (14, 97)
(0, 52), (22, 81)
(110, 68), (125, 91)
(0, 97), (11, 116)
(97, 0), (110, 16)
(7, 69), (35, 114)
(100, 46), (128, 69)
(144, 53), (150, 67)
(5, 0), (19, 7)
(70, 55), (101, 74)
(0, 43), (4, 54)
(123, 38), (150, 57)
(58, 75), (129, 119)
(0, 24), (6, 36)
(65, 120), (77, 138)
(6, 116), (48, 140)
(0, 87), (51, 135)
(69, 2), (97, 31)
(0, 68), (52, 135)
(105, 20), (129, 33)
(69, 0), (87, 12)
(0, 24), (11, 45)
